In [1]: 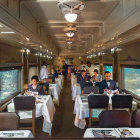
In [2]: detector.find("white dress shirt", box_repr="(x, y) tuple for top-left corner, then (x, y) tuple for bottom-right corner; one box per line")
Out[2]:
(40, 65), (48, 80)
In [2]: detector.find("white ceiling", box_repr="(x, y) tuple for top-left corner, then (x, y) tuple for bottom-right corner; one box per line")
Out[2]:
(22, 0), (119, 56)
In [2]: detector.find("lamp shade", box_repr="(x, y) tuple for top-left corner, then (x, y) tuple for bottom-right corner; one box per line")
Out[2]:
(64, 13), (78, 22)
(66, 32), (74, 37)
(67, 41), (72, 44)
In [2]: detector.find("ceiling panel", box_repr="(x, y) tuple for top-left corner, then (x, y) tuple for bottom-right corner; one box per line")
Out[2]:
(22, 0), (120, 56)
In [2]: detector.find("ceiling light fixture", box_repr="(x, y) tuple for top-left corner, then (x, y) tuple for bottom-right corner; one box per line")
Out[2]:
(35, 53), (39, 56)
(66, 31), (74, 37)
(67, 41), (72, 44)
(26, 37), (30, 41)
(58, 1), (85, 23)
(1, 31), (15, 34)
(111, 48), (115, 54)
(65, 13), (78, 22)
(26, 49), (30, 55)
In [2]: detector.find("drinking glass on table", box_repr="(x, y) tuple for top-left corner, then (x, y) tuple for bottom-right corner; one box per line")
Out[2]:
(104, 88), (108, 94)
(107, 88), (112, 94)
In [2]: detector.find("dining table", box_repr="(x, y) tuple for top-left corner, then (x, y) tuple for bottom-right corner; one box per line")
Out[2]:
(0, 130), (34, 138)
(74, 94), (137, 129)
(83, 127), (140, 138)
(7, 95), (55, 136)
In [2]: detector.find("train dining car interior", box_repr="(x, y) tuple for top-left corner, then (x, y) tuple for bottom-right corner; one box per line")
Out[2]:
(0, 0), (140, 139)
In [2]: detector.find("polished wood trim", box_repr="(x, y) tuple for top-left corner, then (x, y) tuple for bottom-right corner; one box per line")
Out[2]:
(0, 92), (20, 107)
(0, 63), (22, 69)
(0, 100), (11, 112)
(28, 63), (37, 67)
(88, 109), (92, 128)
(122, 89), (140, 108)
(16, 108), (36, 136)
(120, 61), (140, 65)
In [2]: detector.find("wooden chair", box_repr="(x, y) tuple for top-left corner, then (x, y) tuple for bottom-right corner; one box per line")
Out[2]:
(99, 110), (131, 128)
(83, 86), (99, 94)
(111, 94), (133, 112)
(88, 94), (109, 127)
(0, 112), (19, 130)
(14, 96), (36, 136)
(131, 109), (140, 127)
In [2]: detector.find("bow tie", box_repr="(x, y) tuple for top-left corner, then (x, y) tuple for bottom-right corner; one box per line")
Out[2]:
(106, 80), (111, 82)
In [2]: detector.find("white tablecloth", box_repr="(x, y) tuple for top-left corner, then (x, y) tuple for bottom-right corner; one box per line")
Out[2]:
(84, 128), (120, 138)
(84, 128), (140, 138)
(74, 94), (137, 129)
(71, 75), (81, 100)
(72, 83), (81, 100)
(73, 95), (103, 129)
(55, 78), (62, 89)
(71, 74), (77, 89)
(49, 83), (61, 105)
(58, 75), (64, 83)
(0, 130), (34, 138)
(7, 95), (55, 136)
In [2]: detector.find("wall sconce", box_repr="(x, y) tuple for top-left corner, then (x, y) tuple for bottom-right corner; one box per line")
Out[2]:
(40, 45), (42, 49)
(101, 52), (105, 55)
(111, 48), (115, 54)
(98, 52), (101, 56)
(20, 48), (25, 53)
(26, 49), (30, 55)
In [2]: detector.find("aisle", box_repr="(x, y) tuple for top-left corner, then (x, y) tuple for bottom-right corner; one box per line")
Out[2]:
(51, 78), (85, 137)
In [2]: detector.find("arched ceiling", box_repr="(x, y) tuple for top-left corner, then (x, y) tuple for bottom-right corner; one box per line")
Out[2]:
(21, 0), (119, 56)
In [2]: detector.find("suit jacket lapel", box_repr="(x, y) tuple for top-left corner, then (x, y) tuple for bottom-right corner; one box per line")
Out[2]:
(104, 80), (108, 88)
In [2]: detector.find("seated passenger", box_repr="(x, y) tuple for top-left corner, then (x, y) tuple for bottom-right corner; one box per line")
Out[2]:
(49, 68), (58, 82)
(74, 66), (81, 75)
(28, 75), (45, 95)
(56, 67), (61, 75)
(92, 69), (102, 82)
(77, 70), (90, 84)
(99, 71), (118, 94)
(52, 68), (58, 78)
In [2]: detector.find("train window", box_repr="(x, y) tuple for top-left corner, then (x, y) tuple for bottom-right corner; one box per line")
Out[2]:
(104, 65), (113, 79)
(124, 68), (140, 96)
(0, 69), (20, 101)
(29, 67), (37, 82)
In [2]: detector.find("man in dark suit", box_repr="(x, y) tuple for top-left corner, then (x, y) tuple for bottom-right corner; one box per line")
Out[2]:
(99, 71), (118, 94)
(77, 70), (91, 89)
(77, 70), (90, 83)
(62, 60), (68, 77)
